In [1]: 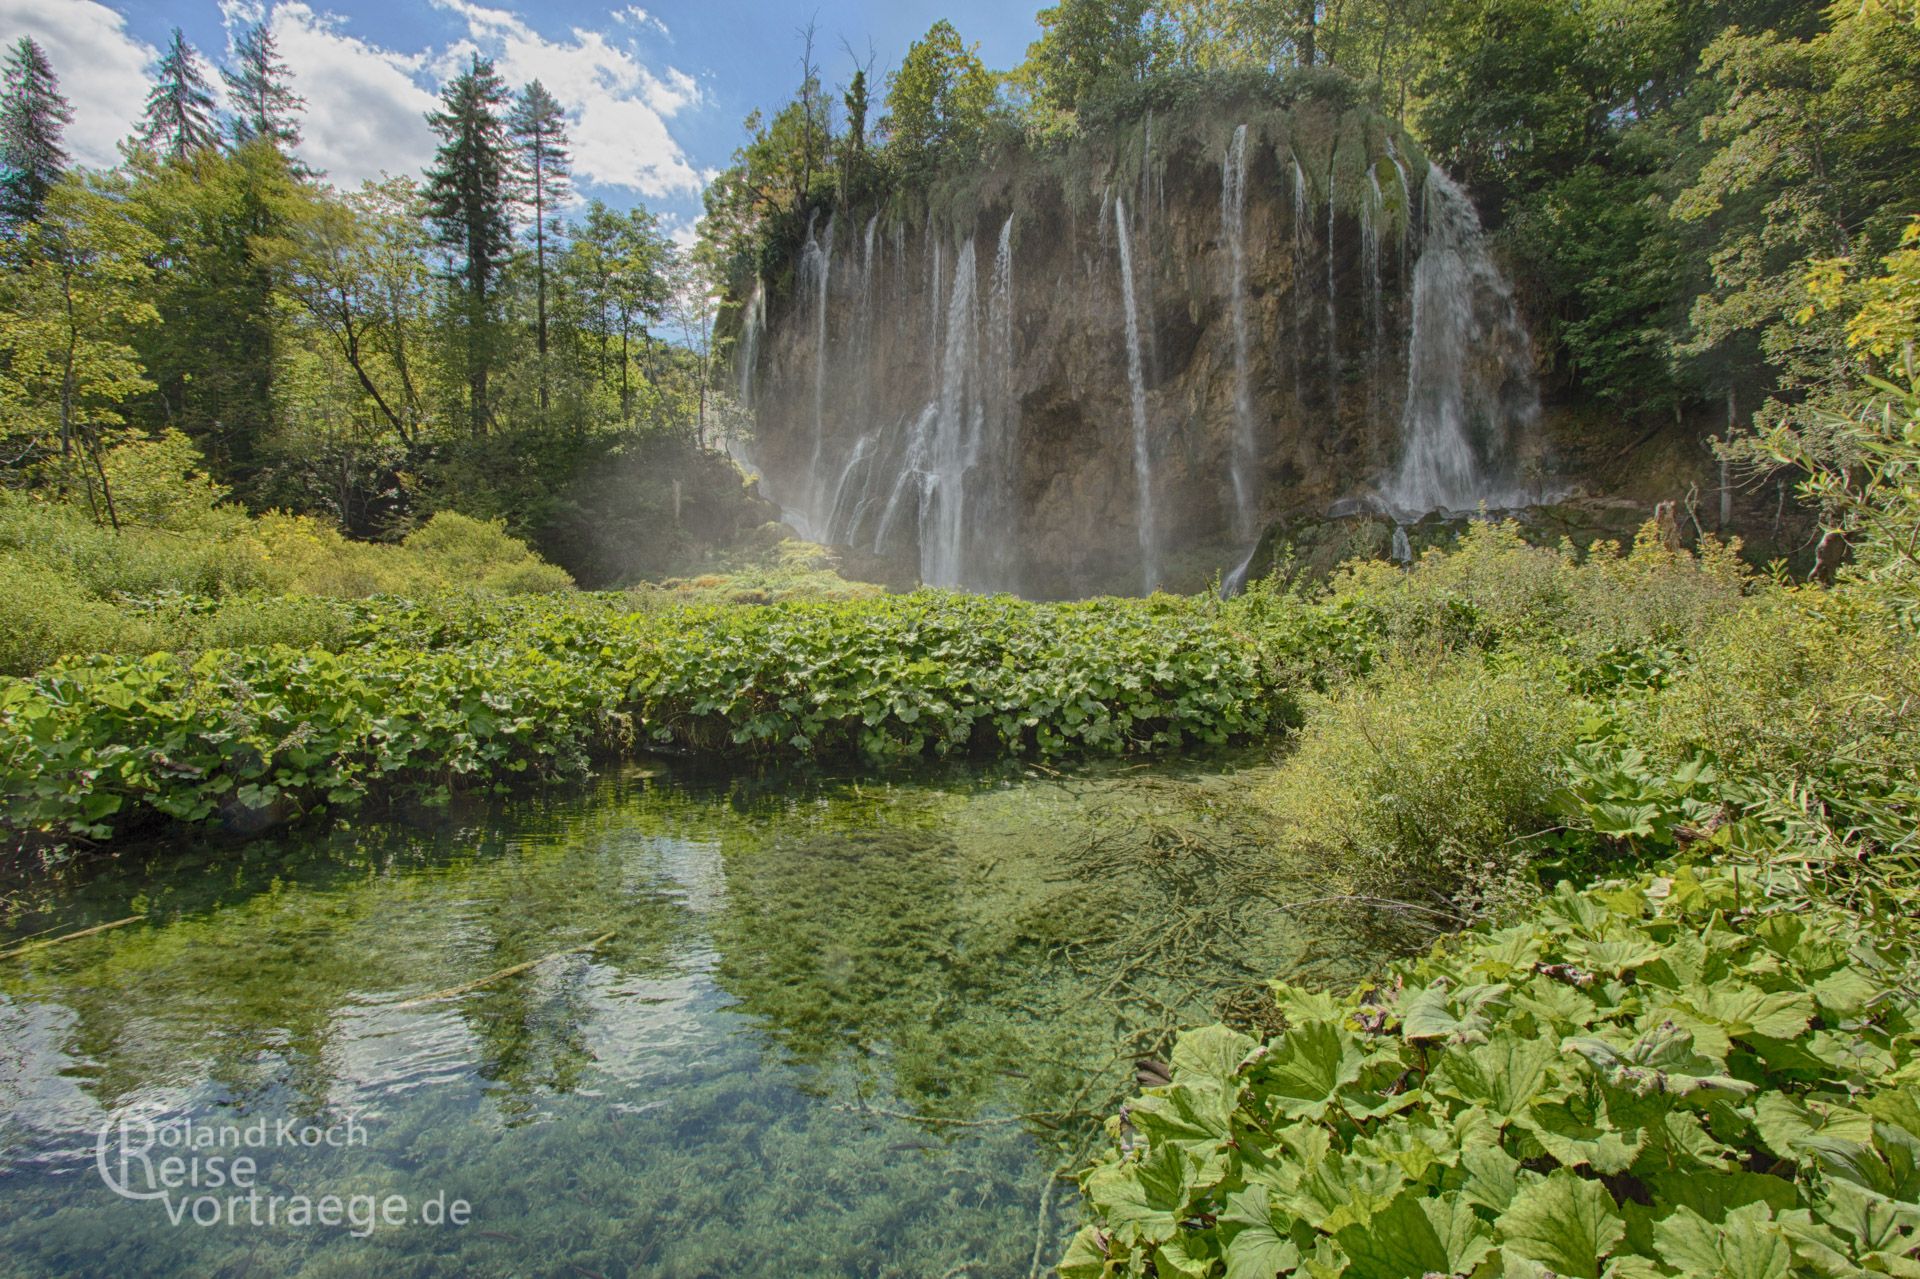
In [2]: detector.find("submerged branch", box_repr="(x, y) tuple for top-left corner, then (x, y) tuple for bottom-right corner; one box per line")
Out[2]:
(0, 915), (146, 961)
(383, 932), (615, 1008)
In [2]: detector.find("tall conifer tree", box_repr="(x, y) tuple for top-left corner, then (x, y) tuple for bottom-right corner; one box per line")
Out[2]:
(0, 37), (73, 229)
(509, 80), (570, 412)
(223, 22), (304, 152)
(140, 28), (220, 160)
(423, 55), (515, 435)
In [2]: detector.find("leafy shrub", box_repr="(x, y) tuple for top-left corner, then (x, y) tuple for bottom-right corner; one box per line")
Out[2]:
(1064, 861), (1920, 1279)
(1318, 519), (1752, 673)
(1624, 587), (1920, 805)
(0, 553), (150, 675)
(1259, 655), (1582, 920)
(0, 591), (1279, 851)
(400, 512), (575, 594)
(0, 438), (578, 673)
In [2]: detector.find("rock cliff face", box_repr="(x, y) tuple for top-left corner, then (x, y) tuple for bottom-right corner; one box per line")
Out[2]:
(736, 92), (1554, 598)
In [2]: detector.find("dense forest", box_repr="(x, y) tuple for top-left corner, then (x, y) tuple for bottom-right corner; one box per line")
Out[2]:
(3, 2), (1916, 569)
(2, 2), (1919, 1277)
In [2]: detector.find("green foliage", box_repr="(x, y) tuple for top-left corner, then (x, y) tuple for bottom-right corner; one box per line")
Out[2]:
(0, 432), (578, 676)
(882, 21), (999, 180)
(0, 591), (1275, 850)
(1261, 655), (1580, 920)
(1064, 862), (1920, 1279)
(0, 35), (72, 229)
(0, 173), (159, 509)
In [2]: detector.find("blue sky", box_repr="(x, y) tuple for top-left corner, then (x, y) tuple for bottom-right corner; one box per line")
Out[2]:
(3, 0), (1044, 236)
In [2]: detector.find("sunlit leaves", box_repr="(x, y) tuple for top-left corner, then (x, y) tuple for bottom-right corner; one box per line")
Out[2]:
(1068, 864), (1920, 1279)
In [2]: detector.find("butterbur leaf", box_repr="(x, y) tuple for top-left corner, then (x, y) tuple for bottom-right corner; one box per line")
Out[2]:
(1430, 1032), (1558, 1118)
(1252, 1020), (1364, 1122)
(1640, 1169), (1799, 1223)
(1685, 984), (1817, 1042)
(1812, 1176), (1920, 1255)
(1083, 1143), (1192, 1247)
(1173, 1024), (1259, 1090)
(1280, 1150), (1406, 1233)
(1751, 1093), (1876, 1160)
(1334, 1190), (1494, 1279)
(1498, 1169), (1625, 1278)
(1653, 1202), (1792, 1279)
(1519, 1095), (1645, 1174)
(1221, 1185), (1303, 1279)
(1401, 982), (1509, 1044)
(1154, 1231), (1217, 1278)
(1058, 1226), (1115, 1279)
(1457, 1140), (1521, 1213)
(1569, 937), (1664, 977)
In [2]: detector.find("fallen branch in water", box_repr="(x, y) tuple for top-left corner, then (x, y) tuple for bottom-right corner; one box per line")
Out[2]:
(832, 1101), (1072, 1130)
(385, 932), (615, 1008)
(0, 915), (146, 961)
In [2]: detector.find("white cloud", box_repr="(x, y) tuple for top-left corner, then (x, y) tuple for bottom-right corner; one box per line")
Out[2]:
(428, 0), (703, 198)
(267, 3), (440, 187)
(614, 6), (670, 38)
(0, 0), (154, 167)
(0, 1), (702, 203)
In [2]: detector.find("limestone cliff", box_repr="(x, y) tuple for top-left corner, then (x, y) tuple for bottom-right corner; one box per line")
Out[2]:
(736, 89), (1578, 597)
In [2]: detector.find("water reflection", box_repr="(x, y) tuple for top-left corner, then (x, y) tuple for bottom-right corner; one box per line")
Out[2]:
(0, 755), (1328, 1277)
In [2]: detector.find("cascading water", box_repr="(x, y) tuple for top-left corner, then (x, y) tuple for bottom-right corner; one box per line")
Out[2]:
(797, 214), (835, 533)
(744, 108), (1546, 600)
(735, 279), (766, 408)
(1383, 165), (1540, 516)
(1113, 195), (1158, 594)
(1221, 124), (1256, 540)
(1290, 157), (1310, 410)
(918, 237), (982, 587)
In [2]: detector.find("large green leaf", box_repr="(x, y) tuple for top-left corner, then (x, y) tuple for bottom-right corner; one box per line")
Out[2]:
(1400, 981), (1509, 1044)
(1653, 1203), (1793, 1279)
(1519, 1094), (1645, 1174)
(1499, 1170), (1625, 1278)
(1172, 1024), (1259, 1090)
(1083, 1143), (1194, 1247)
(1220, 1185), (1303, 1279)
(1252, 1020), (1364, 1122)
(1335, 1189), (1495, 1279)
(1430, 1032), (1559, 1118)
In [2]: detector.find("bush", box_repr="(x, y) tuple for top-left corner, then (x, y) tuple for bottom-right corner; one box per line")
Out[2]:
(0, 591), (1279, 852)
(401, 512), (575, 594)
(1259, 654), (1582, 920)
(0, 553), (150, 675)
(1064, 861), (1920, 1279)
(1624, 586), (1920, 808)
(0, 438), (578, 673)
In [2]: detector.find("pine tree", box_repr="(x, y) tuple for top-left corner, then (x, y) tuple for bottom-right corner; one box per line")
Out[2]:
(509, 79), (570, 412)
(141, 28), (219, 160)
(839, 68), (868, 198)
(223, 22), (303, 152)
(423, 55), (515, 435)
(0, 37), (73, 229)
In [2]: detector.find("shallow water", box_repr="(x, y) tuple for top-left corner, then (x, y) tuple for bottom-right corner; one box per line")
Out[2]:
(0, 755), (1328, 1278)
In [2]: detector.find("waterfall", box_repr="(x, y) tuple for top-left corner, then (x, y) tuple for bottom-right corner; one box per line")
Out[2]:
(1290, 157), (1310, 410)
(735, 278), (766, 408)
(1364, 169), (1385, 354)
(1392, 525), (1412, 564)
(1113, 196), (1158, 594)
(1384, 165), (1540, 516)
(798, 213), (835, 528)
(919, 238), (984, 587)
(1222, 123), (1256, 541)
(1325, 192), (1339, 411)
